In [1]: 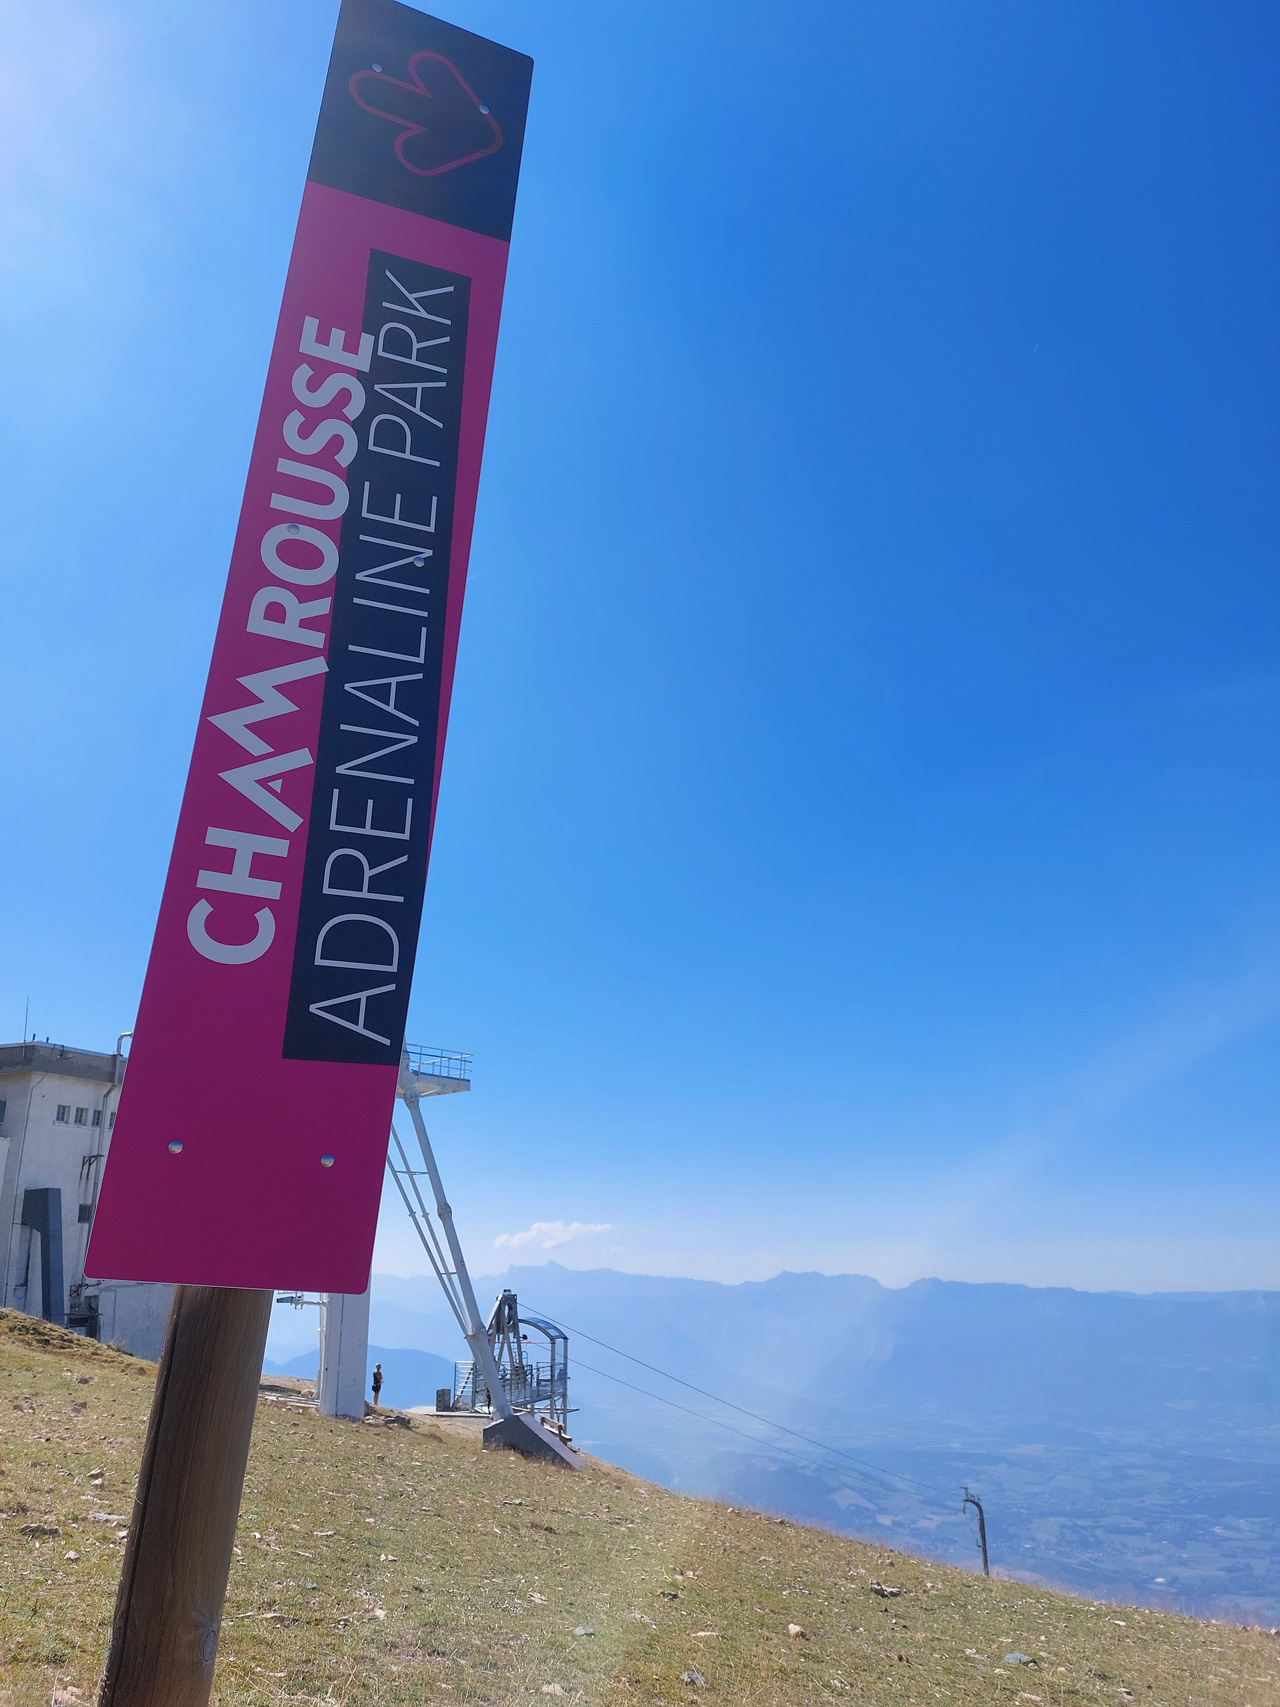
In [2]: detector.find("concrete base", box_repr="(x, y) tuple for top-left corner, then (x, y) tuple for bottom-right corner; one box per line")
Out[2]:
(483, 1412), (584, 1468)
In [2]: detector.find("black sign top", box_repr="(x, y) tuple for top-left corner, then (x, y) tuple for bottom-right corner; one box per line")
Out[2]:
(308, 0), (533, 243)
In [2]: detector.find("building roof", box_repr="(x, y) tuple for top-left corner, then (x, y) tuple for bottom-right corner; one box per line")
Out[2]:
(0, 1042), (123, 1085)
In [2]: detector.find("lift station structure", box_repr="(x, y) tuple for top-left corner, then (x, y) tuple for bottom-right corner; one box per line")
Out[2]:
(301, 1045), (581, 1467)
(450, 1288), (570, 1436)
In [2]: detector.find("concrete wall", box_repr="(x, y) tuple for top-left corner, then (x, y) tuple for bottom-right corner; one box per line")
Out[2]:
(0, 1043), (171, 1359)
(0, 1060), (112, 1316)
(94, 1280), (173, 1362)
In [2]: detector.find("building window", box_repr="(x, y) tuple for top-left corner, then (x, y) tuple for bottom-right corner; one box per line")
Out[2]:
(92, 1109), (102, 1128)
(74, 1107), (88, 1126)
(108, 1112), (116, 1129)
(55, 1105), (70, 1124)
(78, 1204), (93, 1224)
(0, 1098), (6, 1124)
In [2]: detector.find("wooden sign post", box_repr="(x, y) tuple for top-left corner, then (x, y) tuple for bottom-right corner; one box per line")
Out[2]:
(99, 1289), (273, 1707)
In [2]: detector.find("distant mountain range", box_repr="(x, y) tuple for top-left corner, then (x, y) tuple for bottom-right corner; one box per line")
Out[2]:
(268, 1264), (1280, 1621)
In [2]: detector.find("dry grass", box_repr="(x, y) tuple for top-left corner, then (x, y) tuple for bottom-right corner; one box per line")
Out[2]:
(1, 1307), (1278, 1707)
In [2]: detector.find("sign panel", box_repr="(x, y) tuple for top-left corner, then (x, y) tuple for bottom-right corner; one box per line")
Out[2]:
(86, 0), (532, 1292)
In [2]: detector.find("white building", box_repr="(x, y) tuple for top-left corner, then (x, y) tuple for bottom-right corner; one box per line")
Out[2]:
(0, 1039), (172, 1359)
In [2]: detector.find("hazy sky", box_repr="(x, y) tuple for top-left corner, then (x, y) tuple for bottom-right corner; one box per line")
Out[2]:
(4, 0), (1280, 1293)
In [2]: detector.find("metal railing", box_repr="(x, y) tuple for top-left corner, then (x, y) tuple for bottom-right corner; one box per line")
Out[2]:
(450, 1360), (568, 1413)
(404, 1044), (472, 1081)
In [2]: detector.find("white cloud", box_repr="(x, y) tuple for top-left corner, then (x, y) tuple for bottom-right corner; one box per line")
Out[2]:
(494, 1220), (613, 1252)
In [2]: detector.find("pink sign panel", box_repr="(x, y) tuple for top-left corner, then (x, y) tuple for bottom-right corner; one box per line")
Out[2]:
(86, 0), (532, 1292)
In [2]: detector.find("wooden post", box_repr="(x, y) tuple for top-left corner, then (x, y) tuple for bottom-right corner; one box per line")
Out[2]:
(99, 1285), (273, 1707)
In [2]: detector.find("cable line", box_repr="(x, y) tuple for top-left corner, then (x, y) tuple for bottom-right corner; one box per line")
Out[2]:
(571, 1355), (955, 1509)
(530, 1301), (956, 1502)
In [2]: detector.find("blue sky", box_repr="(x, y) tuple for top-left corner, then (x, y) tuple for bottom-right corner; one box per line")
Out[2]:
(4, 0), (1280, 1292)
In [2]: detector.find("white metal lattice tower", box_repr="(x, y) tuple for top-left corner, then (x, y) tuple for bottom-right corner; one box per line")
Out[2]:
(294, 1045), (578, 1462)
(384, 1046), (514, 1423)
(385, 1047), (578, 1462)
(309, 1047), (478, 1420)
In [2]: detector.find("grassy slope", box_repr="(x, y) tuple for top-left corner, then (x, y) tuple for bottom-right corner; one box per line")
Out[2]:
(1, 1311), (1278, 1707)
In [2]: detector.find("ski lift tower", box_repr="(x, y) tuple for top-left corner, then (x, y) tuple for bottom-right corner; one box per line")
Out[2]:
(386, 1045), (582, 1467)
(312, 1047), (470, 1421)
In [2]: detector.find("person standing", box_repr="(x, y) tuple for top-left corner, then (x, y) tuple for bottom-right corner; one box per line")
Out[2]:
(371, 1362), (383, 1407)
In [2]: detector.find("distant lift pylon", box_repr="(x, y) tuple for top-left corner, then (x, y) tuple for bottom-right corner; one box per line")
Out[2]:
(385, 1046), (583, 1468)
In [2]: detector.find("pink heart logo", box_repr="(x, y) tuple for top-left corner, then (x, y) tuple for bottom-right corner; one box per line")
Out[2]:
(349, 52), (503, 177)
